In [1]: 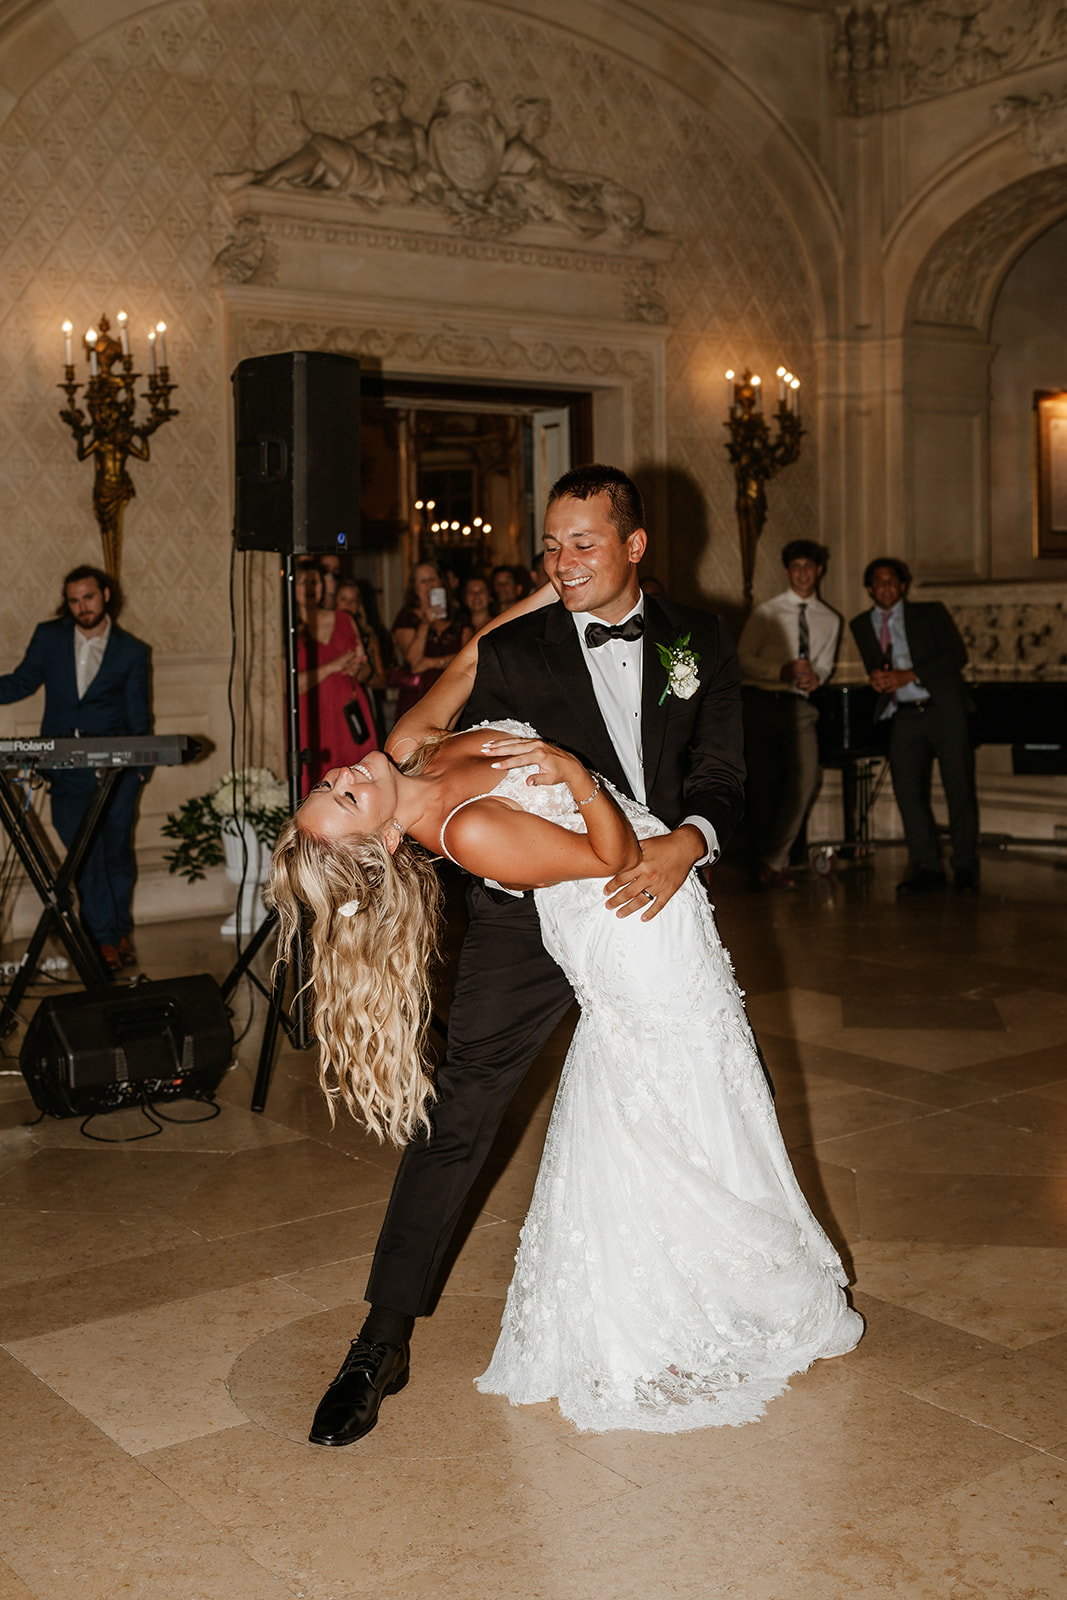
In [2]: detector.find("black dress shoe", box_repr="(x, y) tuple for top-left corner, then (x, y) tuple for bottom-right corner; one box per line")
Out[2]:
(308, 1337), (409, 1447)
(895, 868), (947, 897)
(953, 870), (979, 896)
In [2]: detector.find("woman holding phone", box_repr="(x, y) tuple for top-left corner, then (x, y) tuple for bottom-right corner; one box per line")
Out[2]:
(390, 561), (472, 720)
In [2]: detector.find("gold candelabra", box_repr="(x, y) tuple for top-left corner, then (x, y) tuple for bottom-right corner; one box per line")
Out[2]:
(57, 311), (179, 578)
(723, 366), (804, 608)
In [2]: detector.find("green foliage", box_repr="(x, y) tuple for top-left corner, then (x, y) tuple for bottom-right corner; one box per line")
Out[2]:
(161, 768), (290, 883)
(160, 795), (227, 884)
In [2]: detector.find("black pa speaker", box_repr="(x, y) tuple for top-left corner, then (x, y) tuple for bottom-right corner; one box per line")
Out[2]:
(232, 350), (360, 555)
(19, 975), (234, 1119)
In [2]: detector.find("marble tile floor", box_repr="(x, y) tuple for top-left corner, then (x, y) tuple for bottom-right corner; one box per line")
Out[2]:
(0, 848), (1065, 1598)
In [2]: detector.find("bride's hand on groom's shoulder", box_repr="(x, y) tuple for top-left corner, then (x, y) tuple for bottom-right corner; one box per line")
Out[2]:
(482, 736), (591, 794)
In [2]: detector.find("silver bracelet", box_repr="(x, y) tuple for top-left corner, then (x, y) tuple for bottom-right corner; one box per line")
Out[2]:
(575, 776), (601, 807)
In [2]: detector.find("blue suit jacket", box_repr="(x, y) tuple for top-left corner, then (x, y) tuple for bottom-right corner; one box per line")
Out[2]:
(0, 616), (150, 739)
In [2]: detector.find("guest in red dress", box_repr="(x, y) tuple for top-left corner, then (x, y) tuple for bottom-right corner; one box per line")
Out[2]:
(295, 563), (378, 795)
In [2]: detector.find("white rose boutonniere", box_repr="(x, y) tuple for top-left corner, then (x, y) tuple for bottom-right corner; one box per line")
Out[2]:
(656, 633), (701, 705)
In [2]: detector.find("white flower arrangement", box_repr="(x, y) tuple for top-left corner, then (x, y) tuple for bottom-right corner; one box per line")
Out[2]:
(209, 767), (289, 822)
(162, 766), (290, 883)
(656, 633), (701, 705)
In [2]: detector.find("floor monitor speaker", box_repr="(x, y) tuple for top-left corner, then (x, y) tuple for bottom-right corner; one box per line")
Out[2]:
(20, 974), (234, 1118)
(232, 350), (360, 555)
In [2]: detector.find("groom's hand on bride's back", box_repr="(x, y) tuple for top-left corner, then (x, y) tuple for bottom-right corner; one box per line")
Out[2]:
(603, 825), (705, 921)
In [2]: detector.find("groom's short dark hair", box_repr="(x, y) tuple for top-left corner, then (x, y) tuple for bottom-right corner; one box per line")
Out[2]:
(546, 464), (645, 542)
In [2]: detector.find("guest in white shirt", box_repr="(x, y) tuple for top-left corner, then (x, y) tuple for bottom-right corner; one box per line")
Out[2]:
(738, 540), (840, 888)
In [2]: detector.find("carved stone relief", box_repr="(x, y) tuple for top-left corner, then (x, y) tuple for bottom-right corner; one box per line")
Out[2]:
(212, 216), (279, 285)
(215, 186), (674, 323)
(831, 1), (1067, 113)
(921, 586), (1067, 674)
(910, 166), (1067, 327)
(832, 4), (891, 115)
(219, 75), (648, 245)
(993, 84), (1067, 164)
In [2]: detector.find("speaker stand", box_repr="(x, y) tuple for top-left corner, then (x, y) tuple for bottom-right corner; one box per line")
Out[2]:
(223, 553), (311, 1113)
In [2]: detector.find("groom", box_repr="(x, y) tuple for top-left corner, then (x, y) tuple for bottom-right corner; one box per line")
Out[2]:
(309, 463), (746, 1445)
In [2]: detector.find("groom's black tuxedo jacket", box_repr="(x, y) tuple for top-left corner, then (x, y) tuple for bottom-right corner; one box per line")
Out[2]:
(459, 594), (745, 848)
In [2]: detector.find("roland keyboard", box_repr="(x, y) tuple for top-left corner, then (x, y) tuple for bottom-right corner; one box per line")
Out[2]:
(0, 734), (198, 771)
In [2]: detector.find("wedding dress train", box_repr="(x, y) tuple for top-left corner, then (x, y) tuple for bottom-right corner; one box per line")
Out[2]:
(450, 723), (863, 1433)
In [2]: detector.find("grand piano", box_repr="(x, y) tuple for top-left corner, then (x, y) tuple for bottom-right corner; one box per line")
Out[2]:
(812, 677), (1067, 853)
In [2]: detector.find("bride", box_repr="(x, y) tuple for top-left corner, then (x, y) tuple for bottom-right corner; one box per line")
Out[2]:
(268, 587), (863, 1434)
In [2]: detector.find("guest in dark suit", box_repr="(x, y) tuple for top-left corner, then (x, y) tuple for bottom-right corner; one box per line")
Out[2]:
(0, 566), (151, 968)
(307, 463), (746, 1447)
(850, 558), (978, 896)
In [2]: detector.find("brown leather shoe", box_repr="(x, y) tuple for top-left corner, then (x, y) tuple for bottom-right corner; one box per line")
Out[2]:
(99, 943), (122, 974)
(116, 935), (138, 966)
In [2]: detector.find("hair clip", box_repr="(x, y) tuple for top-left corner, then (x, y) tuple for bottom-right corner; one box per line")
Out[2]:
(337, 899), (361, 917)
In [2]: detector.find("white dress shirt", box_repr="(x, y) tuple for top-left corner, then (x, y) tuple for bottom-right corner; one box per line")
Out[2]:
(572, 600), (719, 865)
(737, 588), (840, 694)
(75, 616), (111, 701)
(869, 601), (929, 716)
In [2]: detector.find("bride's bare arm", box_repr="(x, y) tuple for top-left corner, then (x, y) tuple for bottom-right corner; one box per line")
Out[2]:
(385, 584), (558, 759)
(443, 738), (641, 891)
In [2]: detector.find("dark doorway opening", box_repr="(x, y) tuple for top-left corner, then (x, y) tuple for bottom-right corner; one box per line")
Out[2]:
(358, 374), (593, 580)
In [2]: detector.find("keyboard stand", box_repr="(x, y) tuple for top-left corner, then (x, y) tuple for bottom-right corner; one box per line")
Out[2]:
(0, 767), (117, 1036)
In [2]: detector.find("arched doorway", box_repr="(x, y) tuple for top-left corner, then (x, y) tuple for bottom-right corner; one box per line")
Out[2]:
(898, 166), (1067, 580)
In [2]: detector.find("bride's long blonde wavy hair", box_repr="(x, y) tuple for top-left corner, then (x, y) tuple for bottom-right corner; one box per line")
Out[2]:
(266, 745), (446, 1144)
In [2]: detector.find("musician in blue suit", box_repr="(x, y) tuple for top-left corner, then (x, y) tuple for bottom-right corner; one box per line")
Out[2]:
(0, 566), (151, 969)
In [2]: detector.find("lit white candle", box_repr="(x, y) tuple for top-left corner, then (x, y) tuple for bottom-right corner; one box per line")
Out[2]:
(117, 310), (129, 357)
(776, 365), (786, 403)
(62, 321), (73, 365)
(86, 329), (98, 377)
(752, 374), (762, 412)
(155, 321), (167, 368)
(725, 369), (735, 411)
(148, 329), (157, 375)
(791, 378), (801, 419)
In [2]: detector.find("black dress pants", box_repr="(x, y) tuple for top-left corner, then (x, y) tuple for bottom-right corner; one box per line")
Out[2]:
(888, 701), (978, 875)
(365, 879), (575, 1318)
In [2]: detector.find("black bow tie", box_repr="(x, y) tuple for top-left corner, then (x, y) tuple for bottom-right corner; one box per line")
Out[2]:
(585, 615), (645, 649)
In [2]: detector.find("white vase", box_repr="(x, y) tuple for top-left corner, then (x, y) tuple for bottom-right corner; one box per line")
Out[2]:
(220, 818), (267, 936)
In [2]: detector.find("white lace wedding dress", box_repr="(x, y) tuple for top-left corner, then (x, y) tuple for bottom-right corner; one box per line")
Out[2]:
(451, 723), (863, 1434)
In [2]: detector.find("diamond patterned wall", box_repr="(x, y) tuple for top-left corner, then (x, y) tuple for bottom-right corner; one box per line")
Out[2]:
(0, 0), (816, 748)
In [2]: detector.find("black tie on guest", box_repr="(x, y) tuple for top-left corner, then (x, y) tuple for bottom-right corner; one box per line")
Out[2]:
(797, 602), (810, 660)
(585, 616), (645, 649)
